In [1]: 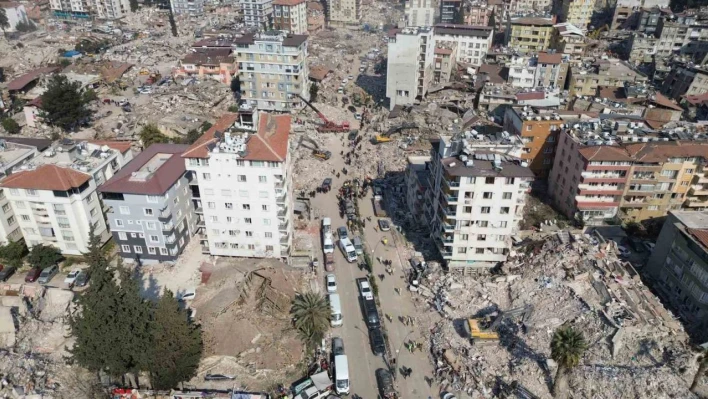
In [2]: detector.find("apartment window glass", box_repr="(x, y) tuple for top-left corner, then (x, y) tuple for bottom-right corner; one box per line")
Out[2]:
(134, 246), (143, 254)
(120, 206), (130, 215)
(265, 232), (273, 238)
(9, 189), (18, 195)
(210, 216), (218, 222)
(243, 204), (251, 210)
(15, 201), (25, 209)
(483, 192), (493, 199)
(263, 218), (271, 226)
(245, 218), (252, 224)
(485, 177), (495, 184)
(262, 205), (269, 211)
(19, 214), (31, 221)
(148, 247), (157, 254)
(259, 176), (267, 183)
(476, 248), (484, 254)
(478, 234), (487, 241)
(246, 231), (253, 237)
(116, 219), (124, 226)
(26, 189), (37, 196)
(147, 195), (160, 203)
(150, 235), (159, 242)
(500, 207), (510, 214)
(146, 222), (157, 230)
(238, 175), (247, 182)
(122, 245), (131, 253)
(203, 173), (211, 181)
(463, 206), (472, 213)
(481, 207), (491, 214)
(225, 202), (234, 209)
(160, 247), (168, 255)
(499, 221), (508, 228)
(207, 202), (216, 209)
(458, 247), (467, 254)
(505, 177), (515, 184)
(502, 192), (512, 200)
(118, 232), (127, 240)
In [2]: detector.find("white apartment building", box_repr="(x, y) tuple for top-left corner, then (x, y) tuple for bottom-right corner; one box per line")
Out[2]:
(386, 27), (435, 110)
(433, 24), (493, 66)
(94, 0), (131, 19)
(49, 0), (90, 18)
(273, 0), (308, 34)
(170, 0), (204, 16)
(234, 32), (310, 112)
(507, 55), (537, 88)
(240, 0), (273, 29)
(0, 3), (29, 31)
(422, 134), (533, 272)
(326, 0), (360, 26)
(405, 0), (435, 27)
(0, 140), (133, 255)
(183, 112), (294, 260)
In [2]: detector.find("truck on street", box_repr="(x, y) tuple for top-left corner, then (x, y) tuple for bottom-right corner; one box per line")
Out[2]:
(373, 195), (386, 217)
(323, 218), (335, 270)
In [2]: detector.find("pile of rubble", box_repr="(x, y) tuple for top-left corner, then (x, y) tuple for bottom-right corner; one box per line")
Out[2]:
(417, 231), (698, 398)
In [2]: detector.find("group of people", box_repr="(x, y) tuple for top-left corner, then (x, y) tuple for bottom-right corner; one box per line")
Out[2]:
(400, 366), (413, 379)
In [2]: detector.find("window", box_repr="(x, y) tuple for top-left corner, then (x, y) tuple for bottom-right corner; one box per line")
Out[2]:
(500, 207), (510, 214)
(246, 231), (253, 237)
(212, 229), (220, 236)
(118, 232), (127, 240)
(243, 204), (251, 210)
(463, 206), (472, 213)
(148, 247), (157, 254)
(122, 245), (131, 253)
(203, 173), (211, 180)
(686, 169), (694, 174)
(225, 202), (233, 209)
(134, 246), (143, 254)
(26, 189), (37, 196)
(238, 175), (247, 182)
(681, 181), (689, 186)
(478, 234), (487, 241)
(266, 245), (274, 251)
(476, 248), (484, 254)
(6, 216), (15, 225)
(210, 216), (218, 222)
(481, 207), (491, 214)
(263, 218), (271, 226)
(262, 205), (269, 211)
(147, 195), (160, 203)
(265, 232), (273, 238)
(15, 201), (25, 209)
(499, 221), (508, 228)
(160, 247), (168, 255)
(648, 205), (659, 210)
(9, 189), (18, 195)
(458, 247), (467, 254)
(90, 208), (97, 217)
(207, 202), (216, 209)
(120, 206), (130, 215)
(485, 177), (495, 184)
(144, 208), (154, 216)
(245, 218), (252, 224)
(505, 177), (515, 184)
(146, 222), (157, 230)
(116, 219), (124, 227)
(502, 192), (512, 200)
(148, 235), (159, 243)
(483, 192), (493, 199)
(259, 191), (269, 198)
(230, 243), (239, 249)
(24, 228), (36, 235)
(21, 214), (30, 221)
(259, 175), (267, 183)
(478, 221), (488, 227)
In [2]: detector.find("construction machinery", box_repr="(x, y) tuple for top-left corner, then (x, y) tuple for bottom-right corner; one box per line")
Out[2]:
(297, 94), (351, 133)
(298, 136), (331, 160)
(588, 24), (609, 40)
(373, 122), (418, 144)
(464, 305), (534, 344)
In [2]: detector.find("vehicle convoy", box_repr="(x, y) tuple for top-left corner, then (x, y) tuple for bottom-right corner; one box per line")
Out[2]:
(297, 94), (350, 132)
(357, 277), (380, 329)
(322, 218), (334, 271)
(373, 195), (386, 217)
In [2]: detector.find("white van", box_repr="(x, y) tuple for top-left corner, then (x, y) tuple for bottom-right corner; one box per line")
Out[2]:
(334, 355), (350, 395)
(329, 293), (343, 327)
(339, 237), (357, 263)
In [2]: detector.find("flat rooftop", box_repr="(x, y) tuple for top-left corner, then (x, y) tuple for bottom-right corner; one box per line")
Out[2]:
(0, 142), (36, 174)
(25, 139), (121, 174)
(672, 211), (708, 229)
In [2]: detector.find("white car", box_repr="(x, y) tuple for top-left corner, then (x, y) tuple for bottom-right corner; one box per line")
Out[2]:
(342, 78), (348, 84)
(355, 113), (362, 120)
(64, 270), (81, 285)
(348, 75), (354, 80)
(178, 289), (196, 302)
(326, 274), (337, 293)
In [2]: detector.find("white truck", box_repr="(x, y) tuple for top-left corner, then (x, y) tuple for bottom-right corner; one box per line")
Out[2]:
(339, 237), (357, 263)
(322, 218), (335, 270)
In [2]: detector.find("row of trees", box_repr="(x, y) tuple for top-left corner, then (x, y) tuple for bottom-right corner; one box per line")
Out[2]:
(69, 229), (202, 389)
(0, 240), (62, 269)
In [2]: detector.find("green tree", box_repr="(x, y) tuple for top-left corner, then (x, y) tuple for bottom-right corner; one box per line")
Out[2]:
(0, 240), (28, 267)
(15, 20), (37, 32)
(139, 124), (170, 148)
(40, 74), (93, 131)
(115, 262), (153, 382)
(129, 0), (139, 12)
(290, 292), (330, 350)
(182, 129), (201, 145)
(309, 83), (319, 103)
(230, 76), (240, 97)
(1, 118), (20, 134)
(227, 104), (239, 112)
(0, 8), (9, 36)
(691, 350), (708, 394)
(147, 290), (203, 389)
(83, 88), (98, 103)
(27, 244), (62, 269)
(550, 325), (587, 397)
(199, 121), (212, 132)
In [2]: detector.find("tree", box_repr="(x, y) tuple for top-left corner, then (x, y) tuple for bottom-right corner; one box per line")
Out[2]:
(624, 221), (644, 237)
(83, 88), (98, 103)
(691, 350), (708, 394)
(0, 240), (28, 267)
(129, 0), (139, 12)
(181, 129), (201, 145)
(147, 290), (202, 389)
(290, 292), (330, 350)
(15, 20), (37, 33)
(550, 325), (587, 397)
(40, 75), (93, 132)
(27, 244), (62, 269)
(309, 83), (319, 103)
(230, 76), (241, 98)
(227, 105), (239, 112)
(0, 8), (9, 36)
(199, 121), (212, 132)
(1, 118), (20, 134)
(139, 124), (170, 148)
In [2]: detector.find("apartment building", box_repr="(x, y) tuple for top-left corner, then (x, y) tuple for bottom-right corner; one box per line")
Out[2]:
(234, 32), (310, 112)
(655, 18), (708, 61)
(645, 211), (708, 332)
(440, 0), (463, 24)
(661, 64), (708, 101)
(49, 0), (90, 18)
(93, 0), (130, 19)
(273, 0), (308, 34)
(433, 44), (457, 84)
(627, 33), (658, 64)
(386, 27), (435, 110)
(464, 3), (492, 26)
(685, 163), (708, 210)
(405, 0), (435, 27)
(0, 140), (132, 255)
(183, 112), (294, 260)
(433, 24), (493, 66)
(535, 51), (569, 88)
(175, 48), (237, 84)
(507, 55), (536, 89)
(0, 3), (29, 31)
(240, 0), (273, 29)
(506, 16), (555, 54)
(100, 144), (195, 264)
(170, 0), (204, 16)
(555, 0), (594, 30)
(509, 0), (552, 14)
(326, 0), (360, 26)
(422, 134), (534, 272)
(405, 156), (432, 225)
(567, 59), (648, 96)
(551, 22), (587, 57)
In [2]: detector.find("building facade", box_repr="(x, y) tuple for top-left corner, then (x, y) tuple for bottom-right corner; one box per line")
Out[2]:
(423, 135), (534, 272)
(170, 0), (204, 16)
(506, 16), (555, 54)
(405, 0), (435, 27)
(386, 27), (435, 110)
(234, 32), (310, 112)
(507, 55), (537, 88)
(464, 3), (492, 26)
(440, 0), (463, 24)
(94, 0), (131, 19)
(1, 3), (29, 30)
(551, 22), (587, 57)
(326, 0), (360, 26)
(273, 0), (308, 34)
(49, 0), (90, 18)
(661, 64), (708, 101)
(240, 0), (273, 29)
(175, 48), (237, 84)
(183, 112), (294, 260)
(568, 59), (648, 96)
(433, 24), (493, 66)
(534, 51), (568, 88)
(656, 18), (708, 62)
(100, 144), (195, 264)
(503, 107), (567, 178)
(556, 0), (594, 30)
(433, 45), (457, 84)
(509, 0), (552, 14)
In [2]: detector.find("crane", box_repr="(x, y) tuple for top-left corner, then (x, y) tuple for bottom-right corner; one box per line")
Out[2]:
(296, 94), (351, 133)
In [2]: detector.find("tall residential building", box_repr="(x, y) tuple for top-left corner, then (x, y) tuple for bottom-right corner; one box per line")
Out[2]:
(534, 51), (569, 88)
(99, 144), (195, 265)
(326, 0), (360, 26)
(0, 140), (133, 255)
(182, 112), (294, 260)
(555, 0), (594, 30)
(433, 44), (458, 84)
(550, 23), (587, 57)
(49, 0), (90, 18)
(94, 0), (131, 19)
(661, 64), (708, 101)
(422, 134), (534, 272)
(440, 0), (463, 24)
(507, 55), (537, 89)
(433, 24), (493, 66)
(386, 27), (435, 110)
(567, 59), (648, 96)
(170, 0), (204, 16)
(234, 32), (310, 112)
(273, 0), (308, 34)
(405, 0), (435, 27)
(175, 48), (238, 85)
(506, 16), (555, 54)
(645, 211), (708, 333)
(464, 3), (492, 26)
(655, 17), (708, 64)
(0, 3), (29, 31)
(240, 0), (273, 29)
(509, 0), (552, 15)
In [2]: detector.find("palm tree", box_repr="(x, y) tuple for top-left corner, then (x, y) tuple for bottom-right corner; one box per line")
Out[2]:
(691, 350), (708, 394)
(290, 292), (330, 350)
(550, 325), (587, 398)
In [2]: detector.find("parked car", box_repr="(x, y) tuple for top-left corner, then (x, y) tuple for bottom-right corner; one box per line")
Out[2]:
(25, 267), (41, 283)
(643, 241), (656, 253)
(332, 337), (345, 356)
(354, 113), (362, 120)
(64, 269), (81, 286)
(347, 105), (356, 113)
(617, 245), (631, 258)
(378, 219), (391, 231)
(178, 289), (196, 302)
(369, 327), (385, 356)
(326, 274), (337, 293)
(38, 265), (59, 284)
(337, 226), (348, 240)
(322, 178), (332, 191)
(0, 265), (16, 282)
(375, 368), (397, 399)
(74, 270), (90, 287)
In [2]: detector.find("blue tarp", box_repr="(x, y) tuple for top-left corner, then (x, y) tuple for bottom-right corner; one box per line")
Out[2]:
(63, 50), (81, 57)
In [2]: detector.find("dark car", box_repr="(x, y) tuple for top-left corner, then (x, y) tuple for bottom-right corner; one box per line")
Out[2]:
(337, 226), (348, 240)
(204, 374), (235, 381)
(322, 178), (332, 191)
(25, 267), (41, 283)
(369, 327), (385, 356)
(0, 265), (16, 282)
(347, 105), (356, 113)
(375, 368), (397, 399)
(332, 337), (345, 356)
(74, 270), (90, 287)
(38, 265), (59, 284)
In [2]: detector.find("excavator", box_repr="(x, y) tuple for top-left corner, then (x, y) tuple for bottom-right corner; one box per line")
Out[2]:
(297, 136), (331, 161)
(464, 305), (534, 345)
(373, 122), (419, 144)
(588, 24), (609, 40)
(296, 94), (351, 133)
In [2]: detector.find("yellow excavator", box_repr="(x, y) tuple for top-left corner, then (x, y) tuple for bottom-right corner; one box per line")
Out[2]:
(588, 24), (609, 40)
(464, 305), (534, 344)
(373, 122), (419, 144)
(298, 136), (331, 161)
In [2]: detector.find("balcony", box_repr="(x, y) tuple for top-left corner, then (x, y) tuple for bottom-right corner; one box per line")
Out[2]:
(276, 192), (287, 203)
(280, 235), (289, 244)
(195, 206), (203, 214)
(277, 206), (288, 217)
(162, 222), (174, 231)
(197, 219), (206, 227)
(442, 236), (454, 244)
(442, 194), (459, 204)
(442, 176), (460, 190)
(442, 222), (455, 231)
(166, 236), (176, 244)
(690, 185), (708, 196)
(278, 221), (289, 231)
(685, 198), (708, 208)
(201, 245), (210, 254)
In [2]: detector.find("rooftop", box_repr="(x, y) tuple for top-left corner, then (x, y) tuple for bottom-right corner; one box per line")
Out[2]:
(7, 66), (60, 91)
(273, 0), (306, 5)
(441, 152), (535, 178)
(510, 16), (555, 26)
(396, 26), (433, 35)
(0, 140), (37, 176)
(434, 24), (493, 37)
(182, 48), (234, 66)
(99, 144), (189, 195)
(672, 211), (708, 229)
(554, 22), (585, 37)
(577, 140), (708, 163)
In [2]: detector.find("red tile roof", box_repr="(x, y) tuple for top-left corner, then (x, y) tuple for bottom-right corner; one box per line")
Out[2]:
(537, 51), (562, 64)
(309, 65), (331, 81)
(578, 146), (633, 162)
(7, 66), (60, 91)
(688, 228), (708, 249)
(650, 93), (683, 111)
(435, 47), (453, 55)
(624, 141), (708, 162)
(99, 144), (189, 195)
(247, 113), (291, 162)
(1, 164), (90, 191)
(182, 113), (240, 159)
(88, 140), (132, 154)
